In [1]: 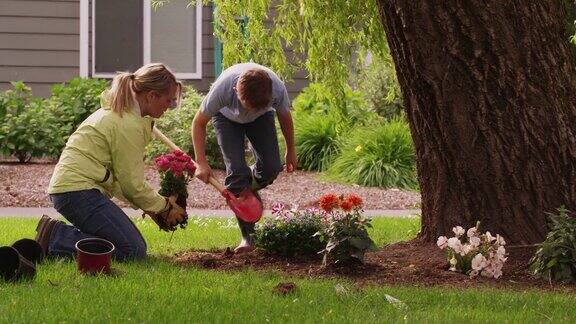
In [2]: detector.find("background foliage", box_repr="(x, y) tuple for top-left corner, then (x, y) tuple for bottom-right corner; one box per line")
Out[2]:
(292, 83), (373, 171)
(46, 77), (108, 153)
(202, 0), (388, 98)
(0, 79), (106, 162)
(325, 116), (417, 190)
(354, 55), (404, 119)
(0, 82), (59, 162)
(145, 86), (224, 169)
(530, 207), (576, 283)
(0, 82), (61, 161)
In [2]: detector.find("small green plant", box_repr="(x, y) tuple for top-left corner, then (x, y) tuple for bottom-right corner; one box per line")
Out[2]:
(325, 116), (417, 189)
(145, 86), (224, 169)
(316, 193), (376, 266)
(292, 83), (333, 115)
(530, 207), (576, 283)
(253, 204), (325, 258)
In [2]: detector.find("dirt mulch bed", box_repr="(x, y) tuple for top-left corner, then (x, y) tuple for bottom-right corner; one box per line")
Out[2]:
(0, 160), (420, 210)
(171, 242), (576, 292)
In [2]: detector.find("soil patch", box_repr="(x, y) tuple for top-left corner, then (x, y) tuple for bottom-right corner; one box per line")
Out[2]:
(0, 161), (420, 210)
(171, 241), (576, 292)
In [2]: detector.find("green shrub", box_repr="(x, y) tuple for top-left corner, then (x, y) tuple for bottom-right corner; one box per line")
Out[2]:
(253, 204), (325, 258)
(0, 96), (61, 162)
(292, 83), (371, 171)
(325, 116), (417, 190)
(530, 207), (576, 283)
(0, 82), (62, 161)
(293, 83), (332, 114)
(294, 111), (343, 171)
(45, 77), (108, 152)
(355, 54), (404, 119)
(145, 86), (224, 169)
(0, 81), (32, 121)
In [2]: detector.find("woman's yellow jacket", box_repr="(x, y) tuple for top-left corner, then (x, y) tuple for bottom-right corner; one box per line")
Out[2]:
(48, 103), (167, 213)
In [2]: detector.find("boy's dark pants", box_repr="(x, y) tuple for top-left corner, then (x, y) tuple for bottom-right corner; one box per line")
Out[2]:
(213, 111), (283, 239)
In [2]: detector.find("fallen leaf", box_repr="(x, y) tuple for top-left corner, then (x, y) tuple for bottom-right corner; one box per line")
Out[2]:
(385, 294), (407, 310)
(273, 282), (296, 295)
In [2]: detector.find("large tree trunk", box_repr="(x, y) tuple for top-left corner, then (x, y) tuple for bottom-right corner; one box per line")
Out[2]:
(377, 1), (576, 244)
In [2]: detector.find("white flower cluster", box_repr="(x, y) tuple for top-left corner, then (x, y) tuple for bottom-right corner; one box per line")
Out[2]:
(437, 225), (507, 279)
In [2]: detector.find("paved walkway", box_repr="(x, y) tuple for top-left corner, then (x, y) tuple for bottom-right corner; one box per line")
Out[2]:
(0, 207), (421, 219)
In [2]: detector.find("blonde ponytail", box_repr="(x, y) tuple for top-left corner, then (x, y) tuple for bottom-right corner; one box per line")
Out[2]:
(102, 63), (181, 116)
(102, 72), (134, 115)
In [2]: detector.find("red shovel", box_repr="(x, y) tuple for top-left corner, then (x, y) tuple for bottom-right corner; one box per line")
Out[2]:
(152, 126), (263, 223)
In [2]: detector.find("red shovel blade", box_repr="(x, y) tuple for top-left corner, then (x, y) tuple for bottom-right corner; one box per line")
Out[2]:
(221, 188), (263, 223)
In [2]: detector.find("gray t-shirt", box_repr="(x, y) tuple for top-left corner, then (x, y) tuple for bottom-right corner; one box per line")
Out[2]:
(199, 63), (291, 124)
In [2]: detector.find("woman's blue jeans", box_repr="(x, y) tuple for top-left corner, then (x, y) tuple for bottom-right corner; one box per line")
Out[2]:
(48, 189), (147, 262)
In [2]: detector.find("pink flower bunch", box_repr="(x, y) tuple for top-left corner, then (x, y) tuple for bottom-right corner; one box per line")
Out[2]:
(437, 223), (507, 279)
(154, 150), (196, 178)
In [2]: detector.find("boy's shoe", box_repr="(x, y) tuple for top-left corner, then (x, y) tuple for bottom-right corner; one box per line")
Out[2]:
(35, 215), (58, 256)
(234, 238), (255, 254)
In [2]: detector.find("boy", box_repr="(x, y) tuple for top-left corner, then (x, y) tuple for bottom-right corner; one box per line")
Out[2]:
(192, 63), (297, 253)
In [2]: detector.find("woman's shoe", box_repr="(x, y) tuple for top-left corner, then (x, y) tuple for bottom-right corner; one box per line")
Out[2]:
(35, 215), (59, 256)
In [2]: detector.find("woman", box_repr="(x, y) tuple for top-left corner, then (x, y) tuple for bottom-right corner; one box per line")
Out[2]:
(37, 63), (187, 261)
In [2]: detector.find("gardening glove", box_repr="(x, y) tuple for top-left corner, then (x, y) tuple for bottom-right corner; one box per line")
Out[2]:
(144, 196), (187, 232)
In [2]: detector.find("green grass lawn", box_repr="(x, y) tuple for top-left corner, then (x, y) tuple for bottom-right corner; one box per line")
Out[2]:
(1, 216), (575, 323)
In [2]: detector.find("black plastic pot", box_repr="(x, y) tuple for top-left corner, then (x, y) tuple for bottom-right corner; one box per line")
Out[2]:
(0, 246), (36, 281)
(12, 238), (45, 264)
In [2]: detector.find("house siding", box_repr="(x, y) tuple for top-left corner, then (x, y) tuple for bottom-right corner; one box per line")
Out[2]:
(0, 0), (80, 96)
(85, 2), (216, 93)
(0, 1), (308, 100)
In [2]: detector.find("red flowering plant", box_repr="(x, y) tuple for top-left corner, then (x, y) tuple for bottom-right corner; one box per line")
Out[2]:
(154, 150), (196, 229)
(316, 193), (376, 266)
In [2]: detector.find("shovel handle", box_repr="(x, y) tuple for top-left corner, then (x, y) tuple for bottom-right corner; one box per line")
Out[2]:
(152, 126), (226, 193)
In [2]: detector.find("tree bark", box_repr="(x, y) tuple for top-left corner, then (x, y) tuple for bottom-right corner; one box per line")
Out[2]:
(377, 1), (576, 244)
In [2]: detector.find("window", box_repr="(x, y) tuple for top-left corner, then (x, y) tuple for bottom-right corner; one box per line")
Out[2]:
(85, 0), (202, 79)
(94, 0), (143, 74)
